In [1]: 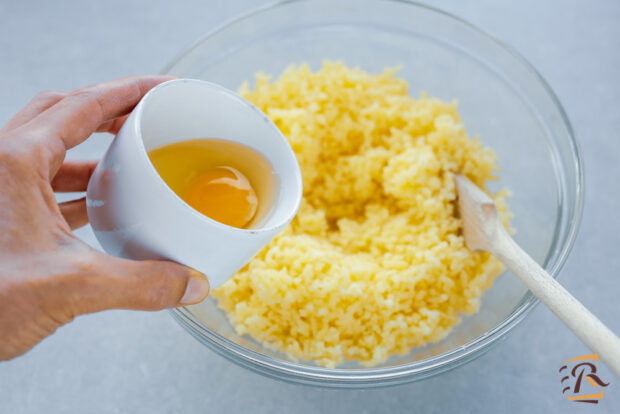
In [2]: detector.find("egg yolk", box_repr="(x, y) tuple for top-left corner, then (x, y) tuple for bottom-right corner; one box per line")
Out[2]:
(184, 166), (258, 228)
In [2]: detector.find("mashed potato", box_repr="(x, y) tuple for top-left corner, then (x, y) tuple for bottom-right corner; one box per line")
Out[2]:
(212, 62), (511, 367)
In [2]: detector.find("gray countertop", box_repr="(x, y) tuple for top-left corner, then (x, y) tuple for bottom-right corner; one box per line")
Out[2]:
(1, 0), (619, 412)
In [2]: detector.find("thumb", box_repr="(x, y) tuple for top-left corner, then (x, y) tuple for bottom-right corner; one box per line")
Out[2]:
(72, 252), (210, 314)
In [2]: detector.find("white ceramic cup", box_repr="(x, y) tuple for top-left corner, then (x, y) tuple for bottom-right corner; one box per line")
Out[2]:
(86, 79), (303, 288)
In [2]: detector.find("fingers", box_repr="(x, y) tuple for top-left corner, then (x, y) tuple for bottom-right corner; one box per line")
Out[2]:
(30, 75), (174, 156)
(96, 114), (129, 135)
(51, 160), (97, 192)
(71, 252), (210, 315)
(58, 198), (89, 230)
(1, 90), (66, 132)
(53, 161), (97, 229)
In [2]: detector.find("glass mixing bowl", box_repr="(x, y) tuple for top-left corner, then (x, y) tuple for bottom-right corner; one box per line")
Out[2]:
(163, 0), (583, 387)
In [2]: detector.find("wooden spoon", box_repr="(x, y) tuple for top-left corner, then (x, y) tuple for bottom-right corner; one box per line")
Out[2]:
(455, 174), (620, 377)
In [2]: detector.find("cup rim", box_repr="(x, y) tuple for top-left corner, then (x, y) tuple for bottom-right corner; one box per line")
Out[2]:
(131, 78), (303, 235)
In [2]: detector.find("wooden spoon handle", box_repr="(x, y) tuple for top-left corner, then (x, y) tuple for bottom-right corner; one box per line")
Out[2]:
(491, 227), (620, 377)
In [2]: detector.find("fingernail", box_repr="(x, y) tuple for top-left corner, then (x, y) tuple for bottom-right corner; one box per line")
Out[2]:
(180, 270), (210, 305)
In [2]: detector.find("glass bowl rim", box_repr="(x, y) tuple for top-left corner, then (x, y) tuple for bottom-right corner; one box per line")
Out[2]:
(165, 0), (585, 386)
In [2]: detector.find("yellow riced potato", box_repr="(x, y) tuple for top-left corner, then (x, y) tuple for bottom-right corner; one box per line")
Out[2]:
(212, 62), (511, 368)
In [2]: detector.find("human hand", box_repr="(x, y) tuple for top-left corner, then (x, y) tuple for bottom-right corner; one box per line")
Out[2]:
(0, 76), (210, 361)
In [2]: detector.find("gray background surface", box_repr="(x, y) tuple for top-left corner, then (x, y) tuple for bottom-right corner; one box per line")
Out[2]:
(1, 0), (619, 412)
